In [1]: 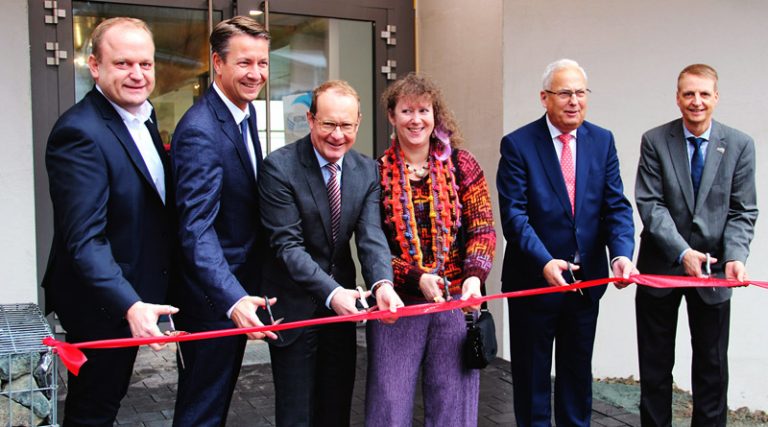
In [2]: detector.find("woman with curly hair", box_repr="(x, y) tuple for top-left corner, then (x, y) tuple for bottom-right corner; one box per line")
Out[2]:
(365, 72), (496, 426)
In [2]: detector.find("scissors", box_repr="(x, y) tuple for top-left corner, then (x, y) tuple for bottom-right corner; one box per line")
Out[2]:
(167, 313), (186, 370)
(567, 261), (584, 296)
(356, 286), (370, 324)
(443, 276), (452, 301)
(263, 295), (284, 342)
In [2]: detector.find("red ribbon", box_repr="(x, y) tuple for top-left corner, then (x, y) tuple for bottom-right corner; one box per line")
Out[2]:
(45, 274), (768, 375)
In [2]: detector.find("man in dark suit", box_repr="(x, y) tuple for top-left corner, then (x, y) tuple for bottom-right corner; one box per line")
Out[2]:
(259, 80), (403, 426)
(43, 17), (177, 426)
(170, 16), (277, 426)
(497, 59), (636, 427)
(635, 64), (758, 427)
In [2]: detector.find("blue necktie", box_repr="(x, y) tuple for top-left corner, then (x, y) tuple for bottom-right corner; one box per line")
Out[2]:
(688, 136), (705, 197)
(240, 118), (249, 150)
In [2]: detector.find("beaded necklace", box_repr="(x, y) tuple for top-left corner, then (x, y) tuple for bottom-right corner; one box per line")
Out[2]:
(381, 138), (462, 274)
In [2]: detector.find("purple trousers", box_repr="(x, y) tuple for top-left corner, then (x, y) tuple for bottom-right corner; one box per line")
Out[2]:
(365, 309), (479, 427)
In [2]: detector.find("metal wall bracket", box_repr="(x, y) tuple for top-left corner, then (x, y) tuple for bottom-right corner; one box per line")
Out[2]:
(381, 59), (397, 81)
(380, 24), (396, 46)
(44, 1), (67, 25)
(46, 42), (68, 66)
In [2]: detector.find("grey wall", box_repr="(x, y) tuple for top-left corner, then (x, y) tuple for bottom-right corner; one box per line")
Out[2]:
(0, 0), (37, 303)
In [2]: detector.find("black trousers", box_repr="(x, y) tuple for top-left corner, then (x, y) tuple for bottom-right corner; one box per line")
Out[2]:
(269, 322), (357, 427)
(636, 288), (730, 427)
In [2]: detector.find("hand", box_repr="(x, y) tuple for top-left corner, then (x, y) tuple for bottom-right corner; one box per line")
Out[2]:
(330, 288), (367, 316)
(542, 259), (578, 288)
(231, 296), (278, 340)
(374, 282), (403, 324)
(126, 301), (179, 351)
(725, 260), (748, 282)
(611, 256), (639, 289)
(419, 273), (446, 303)
(681, 249), (718, 278)
(460, 276), (482, 312)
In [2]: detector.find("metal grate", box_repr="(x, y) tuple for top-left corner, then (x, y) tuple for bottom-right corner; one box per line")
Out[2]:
(0, 304), (52, 355)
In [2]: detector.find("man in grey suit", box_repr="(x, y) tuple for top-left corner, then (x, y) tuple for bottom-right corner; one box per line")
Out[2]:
(635, 63), (758, 426)
(259, 80), (403, 426)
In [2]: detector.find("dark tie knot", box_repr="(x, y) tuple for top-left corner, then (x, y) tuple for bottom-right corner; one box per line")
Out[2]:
(687, 136), (705, 150)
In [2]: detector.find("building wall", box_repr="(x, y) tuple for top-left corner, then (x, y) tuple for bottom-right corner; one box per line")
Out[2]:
(0, 0), (38, 303)
(419, 0), (767, 411)
(415, 0), (507, 351)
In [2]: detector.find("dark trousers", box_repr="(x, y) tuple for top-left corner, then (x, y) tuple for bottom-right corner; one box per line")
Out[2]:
(508, 293), (599, 427)
(269, 322), (357, 427)
(636, 288), (730, 427)
(63, 343), (137, 427)
(172, 316), (247, 427)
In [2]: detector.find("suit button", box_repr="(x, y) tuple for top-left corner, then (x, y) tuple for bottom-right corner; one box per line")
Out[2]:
(162, 269), (168, 276)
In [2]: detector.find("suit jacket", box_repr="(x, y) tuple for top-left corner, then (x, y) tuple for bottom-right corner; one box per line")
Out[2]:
(259, 135), (393, 344)
(497, 115), (635, 301)
(635, 118), (758, 304)
(43, 88), (174, 338)
(171, 86), (266, 321)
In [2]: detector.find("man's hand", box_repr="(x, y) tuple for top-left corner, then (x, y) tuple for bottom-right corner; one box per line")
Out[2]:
(681, 249), (718, 278)
(725, 260), (748, 282)
(611, 256), (639, 289)
(231, 296), (278, 340)
(126, 301), (179, 351)
(330, 288), (366, 316)
(374, 282), (403, 324)
(542, 259), (578, 288)
(419, 273), (446, 302)
(460, 276), (482, 312)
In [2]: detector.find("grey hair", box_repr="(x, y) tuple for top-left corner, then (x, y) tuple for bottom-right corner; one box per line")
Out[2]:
(542, 59), (588, 90)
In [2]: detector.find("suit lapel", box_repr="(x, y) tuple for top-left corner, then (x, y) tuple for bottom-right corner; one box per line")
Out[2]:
(532, 117), (573, 220)
(207, 88), (257, 187)
(574, 125), (593, 219)
(695, 121), (726, 212)
(299, 137), (334, 245)
(91, 89), (161, 202)
(667, 123), (696, 213)
(339, 152), (361, 243)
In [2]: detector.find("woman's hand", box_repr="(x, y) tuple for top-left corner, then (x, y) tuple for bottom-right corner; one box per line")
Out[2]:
(419, 273), (446, 303)
(460, 276), (482, 312)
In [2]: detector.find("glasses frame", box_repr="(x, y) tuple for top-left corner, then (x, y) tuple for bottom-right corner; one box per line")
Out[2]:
(311, 114), (360, 135)
(544, 88), (592, 100)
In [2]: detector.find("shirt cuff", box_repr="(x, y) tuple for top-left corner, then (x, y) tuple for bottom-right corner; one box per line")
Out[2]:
(226, 296), (249, 319)
(610, 255), (630, 267)
(677, 248), (690, 265)
(325, 286), (342, 309)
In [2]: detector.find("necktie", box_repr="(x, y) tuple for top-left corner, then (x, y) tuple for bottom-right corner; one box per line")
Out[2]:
(688, 136), (705, 197)
(241, 117), (257, 177)
(558, 133), (576, 215)
(325, 163), (341, 243)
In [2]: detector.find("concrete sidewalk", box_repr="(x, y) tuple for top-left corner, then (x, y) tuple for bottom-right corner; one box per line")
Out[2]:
(55, 331), (642, 426)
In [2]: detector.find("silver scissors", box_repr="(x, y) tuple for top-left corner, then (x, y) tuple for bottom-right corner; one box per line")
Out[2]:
(263, 296), (284, 342)
(356, 286), (370, 325)
(167, 314), (186, 370)
(443, 276), (452, 301)
(567, 262), (584, 296)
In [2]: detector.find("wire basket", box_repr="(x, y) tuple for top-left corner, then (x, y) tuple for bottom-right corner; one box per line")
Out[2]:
(0, 304), (57, 426)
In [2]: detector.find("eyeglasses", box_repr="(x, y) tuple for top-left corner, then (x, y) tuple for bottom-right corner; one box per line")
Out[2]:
(312, 114), (359, 135)
(544, 89), (591, 100)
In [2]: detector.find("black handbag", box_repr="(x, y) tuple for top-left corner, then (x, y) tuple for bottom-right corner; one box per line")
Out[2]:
(463, 302), (497, 369)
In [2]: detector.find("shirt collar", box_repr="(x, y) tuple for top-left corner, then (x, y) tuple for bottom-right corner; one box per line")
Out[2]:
(96, 84), (153, 123)
(683, 122), (712, 141)
(212, 82), (249, 124)
(313, 146), (344, 170)
(545, 114), (577, 141)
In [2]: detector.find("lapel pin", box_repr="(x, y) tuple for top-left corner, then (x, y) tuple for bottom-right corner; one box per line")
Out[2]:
(716, 147), (725, 154)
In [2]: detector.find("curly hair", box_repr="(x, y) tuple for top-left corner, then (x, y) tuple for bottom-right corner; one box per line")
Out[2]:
(381, 72), (464, 147)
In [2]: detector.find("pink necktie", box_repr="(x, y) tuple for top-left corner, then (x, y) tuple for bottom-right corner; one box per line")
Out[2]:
(325, 163), (341, 242)
(558, 133), (575, 215)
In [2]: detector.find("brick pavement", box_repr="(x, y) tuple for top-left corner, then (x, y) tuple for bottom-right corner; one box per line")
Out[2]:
(56, 331), (641, 426)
